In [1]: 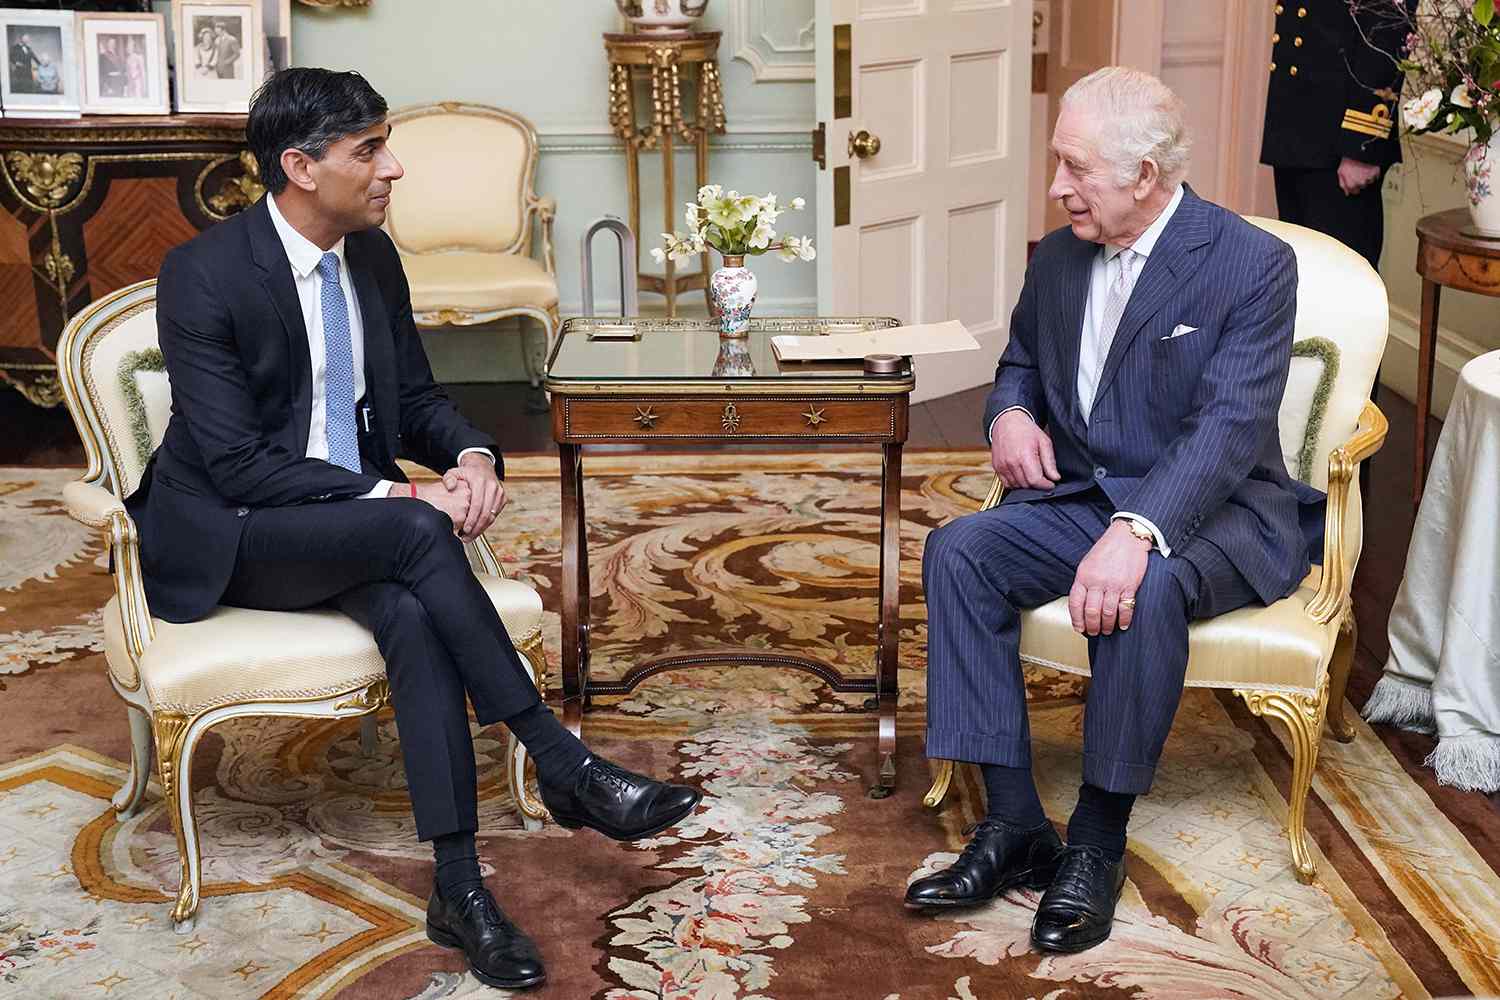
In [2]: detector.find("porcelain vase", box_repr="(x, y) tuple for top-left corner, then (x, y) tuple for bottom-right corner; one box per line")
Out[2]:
(711, 338), (755, 376)
(614, 0), (709, 34)
(709, 255), (757, 338)
(1464, 134), (1500, 236)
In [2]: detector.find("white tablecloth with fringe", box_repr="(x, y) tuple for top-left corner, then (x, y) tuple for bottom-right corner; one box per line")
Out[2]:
(1364, 350), (1500, 792)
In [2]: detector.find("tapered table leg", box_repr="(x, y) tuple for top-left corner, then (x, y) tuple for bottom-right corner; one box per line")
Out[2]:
(559, 443), (588, 737)
(870, 442), (902, 797)
(1414, 278), (1440, 507)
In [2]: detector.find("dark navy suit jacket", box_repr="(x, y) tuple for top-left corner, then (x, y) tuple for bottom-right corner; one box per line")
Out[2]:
(982, 186), (1323, 605)
(127, 197), (499, 623)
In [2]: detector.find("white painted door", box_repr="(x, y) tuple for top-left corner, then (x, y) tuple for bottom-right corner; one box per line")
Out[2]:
(815, 0), (1032, 403)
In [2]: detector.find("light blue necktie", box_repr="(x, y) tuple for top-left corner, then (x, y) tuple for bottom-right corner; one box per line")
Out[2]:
(318, 252), (361, 472)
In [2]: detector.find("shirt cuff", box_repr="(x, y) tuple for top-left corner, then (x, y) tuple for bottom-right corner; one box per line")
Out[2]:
(359, 480), (396, 500)
(988, 406), (1035, 443)
(1112, 512), (1171, 558)
(457, 447), (497, 467)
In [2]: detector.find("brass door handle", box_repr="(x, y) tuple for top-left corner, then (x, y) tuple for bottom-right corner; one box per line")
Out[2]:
(848, 129), (882, 159)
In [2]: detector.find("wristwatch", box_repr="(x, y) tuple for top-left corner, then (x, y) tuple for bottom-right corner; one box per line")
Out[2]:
(1122, 518), (1156, 550)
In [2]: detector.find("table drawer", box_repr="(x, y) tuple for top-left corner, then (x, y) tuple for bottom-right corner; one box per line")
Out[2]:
(558, 396), (905, 441)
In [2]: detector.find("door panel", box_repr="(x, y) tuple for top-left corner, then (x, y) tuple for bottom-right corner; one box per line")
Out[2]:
(817, 0), (1031, 402)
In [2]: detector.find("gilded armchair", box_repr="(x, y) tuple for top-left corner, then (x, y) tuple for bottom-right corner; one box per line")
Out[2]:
(384, 101), (560, 389)
(57, 280), (550, 930)
(923, 218), (1389, 884)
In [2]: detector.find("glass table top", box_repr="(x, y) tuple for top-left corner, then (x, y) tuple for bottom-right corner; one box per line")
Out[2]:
(545, 317), (915, 388)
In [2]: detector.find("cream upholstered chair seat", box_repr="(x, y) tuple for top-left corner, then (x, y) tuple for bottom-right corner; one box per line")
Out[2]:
(402, 251), (560, 315)
(924, 218), (1390, 885)
(1018, 568), (1333, 693)
(101, 578), (543, 717)
(385, 102), (559, 387)
(58, 280), (549, 932)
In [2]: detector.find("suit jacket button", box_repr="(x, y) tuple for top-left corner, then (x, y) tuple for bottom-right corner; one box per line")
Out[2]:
(236, 507), (249, 517)
(1093, 466), (1107, 480)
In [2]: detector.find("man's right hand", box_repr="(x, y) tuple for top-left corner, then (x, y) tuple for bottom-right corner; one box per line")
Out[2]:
(990, 409), (1061, 490)
(412, 479), (472, 531)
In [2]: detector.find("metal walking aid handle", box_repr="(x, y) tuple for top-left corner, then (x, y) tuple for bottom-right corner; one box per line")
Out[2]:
(579, 216), (639, 318)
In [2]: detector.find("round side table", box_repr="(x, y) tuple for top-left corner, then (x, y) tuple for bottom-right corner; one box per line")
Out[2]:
(1413, 209), (1500, 505)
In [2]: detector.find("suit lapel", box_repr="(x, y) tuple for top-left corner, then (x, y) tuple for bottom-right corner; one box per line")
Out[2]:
(1092, 187), (1212, 407)
(345, 233), (396, 463)
(247, 198), (314, 455)
(1056, 237), (1094, 436)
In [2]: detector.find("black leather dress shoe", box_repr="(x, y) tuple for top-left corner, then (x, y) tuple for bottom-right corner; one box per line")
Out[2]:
(426, 884), (546, 990)
(904, 819), (1064, 908)
(1030, 845), (1127, 953)
(538, 755), (702, 841)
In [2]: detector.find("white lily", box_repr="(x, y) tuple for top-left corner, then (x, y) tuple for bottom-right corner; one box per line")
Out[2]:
(1451, 82), (1473, 109)
(1403, 87), (1442, 130)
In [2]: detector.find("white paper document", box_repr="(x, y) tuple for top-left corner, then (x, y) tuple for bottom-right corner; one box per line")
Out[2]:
(771, 320), (980, 362)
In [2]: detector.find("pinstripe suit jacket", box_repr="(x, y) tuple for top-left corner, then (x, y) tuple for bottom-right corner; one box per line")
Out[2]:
(982, 186), (1323, 605)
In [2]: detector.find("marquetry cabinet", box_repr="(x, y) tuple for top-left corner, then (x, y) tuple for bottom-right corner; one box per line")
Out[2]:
(0, 115), (261, 406)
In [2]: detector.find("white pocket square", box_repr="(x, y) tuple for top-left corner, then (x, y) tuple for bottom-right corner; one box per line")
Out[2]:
(1164, 324), (1199, 340)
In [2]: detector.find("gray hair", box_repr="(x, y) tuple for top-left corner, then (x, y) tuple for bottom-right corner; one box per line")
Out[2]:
(1060, 67), (1191, 190)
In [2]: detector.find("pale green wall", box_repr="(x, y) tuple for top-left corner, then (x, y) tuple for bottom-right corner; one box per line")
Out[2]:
(286, 1), (819, 380)
(1378, 136), (1496, 419)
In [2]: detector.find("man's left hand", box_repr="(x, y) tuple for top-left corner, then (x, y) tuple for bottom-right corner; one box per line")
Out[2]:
(443, 452), (506, 542)
(1337, 157), (1381, 196)
(1069, 521), (1152, 636)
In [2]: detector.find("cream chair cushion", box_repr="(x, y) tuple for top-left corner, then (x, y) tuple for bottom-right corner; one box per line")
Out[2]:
(399, 251), (559, 314)
(386, 111), (531, 254)
(1012, 219), (1387, 697)
(104, 577), (543, 716)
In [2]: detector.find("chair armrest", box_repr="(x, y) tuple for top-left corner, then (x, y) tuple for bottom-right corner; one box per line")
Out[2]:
(528, 195), (557, 276)
(465, 533), (507, 579)
(62, 480), (155, 679)
(979, 475), (1005, 511)
(1306, 400), (1387, 624)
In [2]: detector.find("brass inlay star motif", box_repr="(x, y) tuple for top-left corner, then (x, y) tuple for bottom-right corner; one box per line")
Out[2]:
(721, 403), (741, 432)
(634, 405), (660, 429)
(802, 405), (827, 427)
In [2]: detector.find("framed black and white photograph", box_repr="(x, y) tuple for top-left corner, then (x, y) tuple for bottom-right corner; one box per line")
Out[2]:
(77, 12), (168, 115)
(172, 0), (262, 113)
(0, 10), (80, 118)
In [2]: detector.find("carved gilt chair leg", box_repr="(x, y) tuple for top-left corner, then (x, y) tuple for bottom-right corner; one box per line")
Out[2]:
(152, 711), (204, 930)
(1325, 611), (1358, 744)
(1236, 684), (1329, 884)
(511, 635), (549, 831)
(113, 704), (154, 818)
(924, 759), (956, 809)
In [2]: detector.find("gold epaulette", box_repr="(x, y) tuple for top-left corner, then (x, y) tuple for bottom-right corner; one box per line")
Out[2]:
(1342, 103), (1393, 139)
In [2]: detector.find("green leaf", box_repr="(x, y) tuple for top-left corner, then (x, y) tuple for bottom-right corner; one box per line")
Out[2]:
(1477, 0), (1494, 28)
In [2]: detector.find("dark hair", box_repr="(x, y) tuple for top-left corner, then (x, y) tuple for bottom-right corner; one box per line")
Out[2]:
(247, 68), (388, 195)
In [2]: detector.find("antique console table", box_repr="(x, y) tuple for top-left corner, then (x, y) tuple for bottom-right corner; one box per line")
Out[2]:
(604, 31), (726, 316)
(545, 317), (913, 795)
(1413, 208), (1500, 505)
(0, 115), (259, 406)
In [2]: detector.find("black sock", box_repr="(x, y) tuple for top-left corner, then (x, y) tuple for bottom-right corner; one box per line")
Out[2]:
(504, 702), (590, 784)
(432, 831), (482, 903)
(979, 764), (1047, 829)
(1066, 783), (1135, 862)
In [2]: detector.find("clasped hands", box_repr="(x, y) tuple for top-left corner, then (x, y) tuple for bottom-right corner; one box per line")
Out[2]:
(410, 452), (507, 541)
(991, 409), (1151, 637)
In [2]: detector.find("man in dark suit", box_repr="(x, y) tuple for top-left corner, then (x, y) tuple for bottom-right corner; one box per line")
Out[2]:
(9, 33), (39, 92)
(211, 20), (239, 79)
(904, 67), (1320, 954)
(1260, 0), (1415, 270)
(134, 68), (700, 991)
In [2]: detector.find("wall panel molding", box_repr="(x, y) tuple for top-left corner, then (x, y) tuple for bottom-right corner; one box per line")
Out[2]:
(728, 0), (816, 82)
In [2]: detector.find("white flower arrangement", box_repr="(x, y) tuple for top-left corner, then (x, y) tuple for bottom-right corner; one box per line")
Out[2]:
(652, 185), (816, 265)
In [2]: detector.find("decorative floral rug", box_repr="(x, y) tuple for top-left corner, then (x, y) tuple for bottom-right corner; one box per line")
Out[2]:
(1, 456), (1497, 999)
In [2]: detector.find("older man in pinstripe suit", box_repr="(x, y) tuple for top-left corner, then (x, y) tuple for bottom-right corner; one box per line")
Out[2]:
(904, 68), (1323, 954)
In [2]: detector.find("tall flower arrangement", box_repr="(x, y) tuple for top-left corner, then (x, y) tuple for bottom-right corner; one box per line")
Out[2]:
(652, 185), (816, 264)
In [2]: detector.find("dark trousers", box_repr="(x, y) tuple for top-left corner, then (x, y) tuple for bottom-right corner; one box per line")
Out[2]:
(922, 492), (1259, 795)
(1272, 165), (1386, 270)
(221, 497), (542, 841)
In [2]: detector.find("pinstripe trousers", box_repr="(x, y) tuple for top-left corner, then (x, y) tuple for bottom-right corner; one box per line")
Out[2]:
(922, 488), (1259, 795)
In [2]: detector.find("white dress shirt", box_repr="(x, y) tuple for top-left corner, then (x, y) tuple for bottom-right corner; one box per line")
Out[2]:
(990, 183), (1184, 554)
(266, 194), (492, 499)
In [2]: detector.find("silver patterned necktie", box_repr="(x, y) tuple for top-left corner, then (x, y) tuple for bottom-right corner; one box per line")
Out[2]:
(318, 252), (361, 472)
(1081, 247), (1139, 423)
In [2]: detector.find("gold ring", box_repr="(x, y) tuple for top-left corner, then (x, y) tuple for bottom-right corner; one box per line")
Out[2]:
(490, 508), (499, 515)
(1119, 598), (1136, 608)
